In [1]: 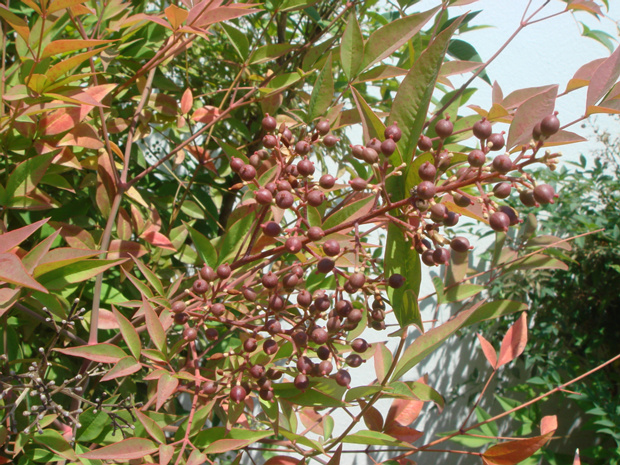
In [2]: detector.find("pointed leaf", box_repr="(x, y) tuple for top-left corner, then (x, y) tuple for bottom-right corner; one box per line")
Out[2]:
(37, 259), (125, 290)
(165, 4), (188, 29)
(33, 429), (78, 461)
(477, 333), (497, 369)
(264, 457), (302, 465)
(386, 397), (423, 427)
(100, 356), (141, 382)
(79, 438), (157, 460)
(362, 8), (438, 71)
(47, 0), (89, 14)
(132, 256), (164, 296)
(463, 300), (527, 327)
(6, 153), (55, 198)
(0, 5), (29, 41)
(497, 312), (528, 367)
(359, 400), (384, 431)
(541, 415), (558, 435)
(156, 372), (179, 411)
(33, 247), (100, 277)
(186, 223), (217, 267)
(41, 40), (115, 59)
(374, 342), (393, 383)
(0, 253), (48, 293)
(587, 46), (620, 107)
(322, 194), (374, 231)
(340, 13), (364, 79)
(144, 298), (166, 353)
(204, 439), (255, 454)
(181, 88), (193, 115)
(388, 15), (465, 175)
(112, 307), (141, 360)
(0, 218), (49, 253)
(483, 431), (554, 465)
(350, 86), (386, 146)
(55, 343), (127, 363)
(250, 43), (294, 65)
(507, 85), (558, 149)
(308, 53), (333, 121)
(384, 424), (423, 443)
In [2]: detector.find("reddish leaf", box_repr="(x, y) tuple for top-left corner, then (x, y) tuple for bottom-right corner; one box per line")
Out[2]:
(156, 372), (179, 411)
(541, 415), (558, 435)
(566, 57), (606, 92)
(497, 312), (528, 367)
(507, 85), (557, 149)
(98, 308), (120, 330)
(159, 444), (174, 465)
(359, 400), (384, 431)
(587, 46), (620, 107)
(79, 438), (157, 460)
(55, 343), (127, 363)
(51, 222), (96, 249)
(539, 129), (587, 147)
(187, 450), (208, 465)
(0, 5), (29, 41)
(141, 228), (176, 251)
(41, 39), (115, 59)
(134, 410), (167, 445)
(58, 123), (104, 149)
(0, 218), (49, 253)
(0, 253), (48, 293)
(191, 105), (220, 123)
(502, 85), (557, 110)
(108, 240), (148, 260)
(374, 342), (393, 383)
(203, 439), (254, 454)
(40, 107), (81, 136)
(477, 333), (497, 369)
(483, 431), (554, 465)
(566, 0), (603, 15)
(384, 424), (423, 443)
(144, 297), (166, 353)
(573, 449), (581, 465)
(33, 247), (99, 277)
(188, 4), (260, 28)
(181, 88), (193, 115)
(47, 0), (89, 14)
(100, 356), (141, 381)
(299, 408), (325, 435)
(165, 4), (188, 29)
(386, 396), (423, 428)
(264, 456), (302, 465)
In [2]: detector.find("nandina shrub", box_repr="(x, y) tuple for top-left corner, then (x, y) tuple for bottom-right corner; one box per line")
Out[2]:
(0, 1), (618, 464)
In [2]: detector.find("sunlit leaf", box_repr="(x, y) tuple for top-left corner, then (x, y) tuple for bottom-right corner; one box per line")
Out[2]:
(79, 438), (157, 460)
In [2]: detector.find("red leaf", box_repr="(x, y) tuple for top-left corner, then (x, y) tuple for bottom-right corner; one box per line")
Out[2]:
(141, 229), (176, 250)
(566, 57), (606, 91)
(587, 46), (620, 107)
(156, 372), (179, 411)
(497, 312), (528, 367)
(0, 218), (49, 253)
(79, 438), (157, 460)
(573, 449), (581, 465)
(507, 85), (557, 149)
(0, 253), (48, 293)
(299, 408), (325, 435)
(192, 105), (220, 123)
(359, 400), (384, 431)
(541, 415), (558, 435)
(40, 39), (115, 59)
(181, 88), (193, 115)
(58, 123), (104, 149)
(263, 456), (303, 465)
(54, 343), (127, 363)
(386, 397), (423, 427)
(41, 107), (80, 136)
(477, 333), (497, 369)
(384, 423), (423, 443)
(483, 431), (554, 465)
(165, 4), (188, 29)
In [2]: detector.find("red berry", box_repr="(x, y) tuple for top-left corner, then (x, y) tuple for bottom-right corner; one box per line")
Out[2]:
(540, 113), (560, 137)
(384, 122), (402, 142)
(492, 155), (513, 174)
(262, 114), (277, 132)
(421, 250), (436, 266)
(487, 133), (505, 151)
(293, 331), (308, 347)
(295, 140), (311, 156)
(263, 134), (277, 148)
(418, 135), (433, 151)
(230, 157), (244, 172)
(430, 203), (448, 223)
(519, 189), (537, 207)
(380, 138), (396, 156)
(316, 119), (330, 135)
(349, 272), (365, 289)
(366, 138), (382, 153)
(297, 158), (315, 176)
(285, 236), (303, 254)
(275, 190), (295, 209)
(306, 190), (324, 207)
(351, 338), (368, 353)
(243, 287), (257, 302)
(388, 273), (405, 289)
(435, 118), (453, 139)
(317, 345), (331, 360)
(183, 327), (197, 341)
(263, 339), (278, 355)
(174, 312), (189, 324)
(244, 338), (257, 352)
(318, 360), (333, 375)
(335, 300), (353, 317)
(444, 211), (460, 227)
(468, 149), (486, 167)
(489, 211), (510, 232)
(418, 161), (437, 181)
(282, 273), (299, 290)
(499, 205), (520, 225)
(450, 236), (471, 253)
(238, 164), (256, 181)
(171, 301), (186, 313)
(349, 177), (368, 191)
(453, 193), (472, 207)
(473, 118), (492, 140)
(193, 279), (208, 294)
(294, 373), (309, 391)
(216, 263), (231, 279)
(249, 364), (265, 379)
(362, 147), (379, 164)
(347, 309), (363, 324)
(262, 221), (281, 237)
(255, 188), (273, 205)
(210, 303), (225, 316)
(417, 181), (437, 200)
(533, 183), (555, 204)
(493, 182), (512, 199)
(346, 354), (363, 368)
(432, 247), (450, 265)
(262, 272), (279, 289)
(323, 239), (340, 257)
(307, 226), (325, 241)
(335, 369), (351, 388)
(319, 174), (336, 189)
(205, 328), (218, 340)
(311, 328), (329, 344)
(230, 385), (247, 403)
(297, 290), (312, 307)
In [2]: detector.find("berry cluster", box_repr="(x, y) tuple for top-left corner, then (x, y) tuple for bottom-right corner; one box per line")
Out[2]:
(171, 111), (561, 405)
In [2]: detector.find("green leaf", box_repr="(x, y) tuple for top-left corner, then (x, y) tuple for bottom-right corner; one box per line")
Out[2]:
(344, 385), (386, 402)
(340, 13), (364, 80)
(308, 53), (334, 121)
(33, 429), (78, 461)
(221, 23), (249, 60)
(250, 43), (294, 64)
(37, 259), (125, 290)
(79, 438), (157, 460)
(33, 247), (100, 277)
(132, 257), (164, 296)
(343, 430), (411, 447)
(350, 86), (386, 147)
(112, 307), (141, 359)
(444, 284), (484, 302)
(322, 194), (374, 231)
(6, 153), (55, 198)
(55, 343), (127, 364)
(462, 300), (527, 327)
(447, 39), (491, 84)
(186, 223), (217, 267)
(362, 8), (439, 71)
(385, 223), (422, 327)
(143, 298), (166, 354)
(387, 14), (465, 183)
(278, 0), (318, 12)
(218, 212), (254, 264)
(432, 275), (446, 304)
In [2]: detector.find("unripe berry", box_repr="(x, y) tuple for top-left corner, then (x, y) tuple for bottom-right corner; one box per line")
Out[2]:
(450, 236), (471, 253)
(489, 211), (510, 232)
(311, 328), (329, 344)
(349, 177), (368, 191)
(319, 174), (336, 189)
(262, 221), (281, 237)
(275, 190), (294, 209)
(492, 155), (513, 174)
(435, 117), (453, 139)
(210, 303), (225, 317)
(255, 188), (273, 205)
(306, 190), (324, 207)
(294, 373), (309, 391)
(384, 122), (402, 142)
(380, 138), (396, 156)
(295, 140), (311, 156)
(362, 147), (379, 164)
(418, 135), (433, 151)
(388, 274), (405, 289)
(230, 385), (247, 403)
(285, 236), (303, 254)
(297, 290), (312, 307)
(323, 239), (340, 257)
(230, 157), (244, 172)
(421, 250), (436, 266)
(349, 272), (366, 289)
(316, 258), (335, 274)
(244, 338), (257, 352)
(193, 279), (208, 294)
(418, 161), (437, 181)
(519, 189), (537, 207)
(487, 133), (505, 151)
(316, 119), (330, 135)
(351, 338), (369, 353)
(183, 327), (197, 341)
(540, 113), (560, 137)
(493, 182), (512, 199)
(262, 272), (279, 289)
(217, 263), (231, 279)
(263, 339), (278, 355)
(366, 138), (382, 153)
(335, 369), (351, 388)
(263, 134), (277, 148)
(533, 183), (556, 204)
(473, 118), (492, 140)
(307, 226), (325, 241)
(444, 211), (460, 227)
(174, 312), (189, 324)
(432, 247), (450, 265)
(239, 164), (256, 181)
(499, 205), (520, 225)
(323, 134), (339, 147)
(346, 354), (363, 368)
(468, 149), (486, 167)
(262, 114), (277, 132)
(417, 181), (437, 200)
(172, 301), (186, 313)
